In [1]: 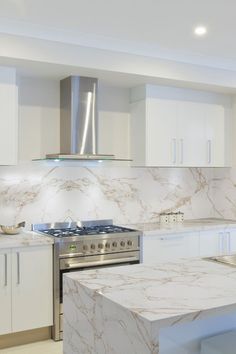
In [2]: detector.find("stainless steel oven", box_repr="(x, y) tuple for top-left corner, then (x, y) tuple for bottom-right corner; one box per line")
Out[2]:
(32, 220), (141, 341)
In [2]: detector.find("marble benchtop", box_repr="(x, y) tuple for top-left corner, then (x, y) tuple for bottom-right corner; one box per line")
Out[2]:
(1, 218), (236, 249)
(0, 231), (54, 249)
(125, 218), (236, 236)
(65, 258), (236, 328)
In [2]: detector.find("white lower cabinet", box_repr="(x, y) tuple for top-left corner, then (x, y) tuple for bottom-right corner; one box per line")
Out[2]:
(0, 245), (53, 336)
(142, 232), (199, 264)
(199, 230), (236, 257)
(225, 229), (236, 254)
(199, 231), (221, 257)
(142, 228), (236, 264)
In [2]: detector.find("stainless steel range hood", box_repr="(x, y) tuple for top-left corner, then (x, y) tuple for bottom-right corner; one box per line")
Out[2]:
(46, 76), (124, 161)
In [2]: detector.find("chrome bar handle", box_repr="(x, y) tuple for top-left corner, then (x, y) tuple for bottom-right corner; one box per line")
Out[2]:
(218, 232), (224, 255)
(17, 252), (20, 285)
(172, 138), (177, 164)
(226, 232), (231, 254)
(63, 256), (139, 270)
(180, 139), (184, 164)
(207, 140), (212, 164)
(160, 235), (185, 241)
(4, 254), (7, 286)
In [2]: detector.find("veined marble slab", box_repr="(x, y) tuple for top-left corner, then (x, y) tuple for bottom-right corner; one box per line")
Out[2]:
(0, 164), (216, 227)
(0, 231), (53, 248)
(64, 259), (236, 354)
(126, 218), (236, 236)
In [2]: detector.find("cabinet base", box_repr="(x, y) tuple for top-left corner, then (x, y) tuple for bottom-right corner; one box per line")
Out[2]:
(0, 327), (52, 349)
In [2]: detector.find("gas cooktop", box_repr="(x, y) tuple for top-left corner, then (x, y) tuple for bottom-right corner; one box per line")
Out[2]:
(41, 225), (133, 238)
(32, 219), (136, 238)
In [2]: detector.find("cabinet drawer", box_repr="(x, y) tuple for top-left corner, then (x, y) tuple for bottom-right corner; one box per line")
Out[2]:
(142, 232), (199, 264)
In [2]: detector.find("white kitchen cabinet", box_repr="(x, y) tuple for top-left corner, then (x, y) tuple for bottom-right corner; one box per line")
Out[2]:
(199, 230), (233, 257)
(177, 101), (207, 167)
(229, 230), (236, 253)
(0, 249), (11, 335)
(0, 245), (53, 336)
(220, 229), (236, 254)
(142, 232), (199, 264)
(199, 231), (220, 257)
(206, 104), (225, 167)
(130, 98), (178, 167)
(146, 98), (178, 166)
(0, 67), (18, 165)
(130, 87), (225, 167)
(142, 227), (236, 265)
(11, 246), (53, 332)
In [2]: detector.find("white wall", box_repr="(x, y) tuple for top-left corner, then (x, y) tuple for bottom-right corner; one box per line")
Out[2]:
(18, 76), (60, 161)
(98, 84), (130, 158)
(3, 33), (236, 91)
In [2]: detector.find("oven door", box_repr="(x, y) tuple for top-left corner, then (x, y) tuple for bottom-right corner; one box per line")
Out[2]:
(60, 250), (140, 270)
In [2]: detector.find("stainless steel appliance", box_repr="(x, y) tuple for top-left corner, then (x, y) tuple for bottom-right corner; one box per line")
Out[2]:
(45, 76), (130, 162)
(32, 219), (140, 341)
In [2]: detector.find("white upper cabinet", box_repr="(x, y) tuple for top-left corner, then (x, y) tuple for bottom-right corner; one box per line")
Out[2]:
(205, 104), (225, 166)
(177, 101), (207, 167)
(0, 67), (18, 165)
(146, 98), (178, 166)
(130, 85), (226, 167)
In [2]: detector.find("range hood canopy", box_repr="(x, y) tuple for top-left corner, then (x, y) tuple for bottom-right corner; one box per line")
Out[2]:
(45, 76), (130, 161)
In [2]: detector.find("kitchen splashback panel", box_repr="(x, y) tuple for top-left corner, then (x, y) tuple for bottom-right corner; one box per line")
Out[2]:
(0, 164), (216, 228)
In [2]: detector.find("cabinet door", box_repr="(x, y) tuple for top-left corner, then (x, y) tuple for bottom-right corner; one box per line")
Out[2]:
(142, 232), (199, 264)
(218, 232), (231, 255)
(199, 231), (222, 256)
(11, 246), (53, 333)
(146, 98), (178, 166)
(0, 249), (11, 335)
(205, 104), (225, 167)
(0, 67), (18, 165)
(177, 101), (206, 167)
(226, 229), (236, 254)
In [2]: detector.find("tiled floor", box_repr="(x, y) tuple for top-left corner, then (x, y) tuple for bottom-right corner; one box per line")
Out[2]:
(0, 340), (63, 354)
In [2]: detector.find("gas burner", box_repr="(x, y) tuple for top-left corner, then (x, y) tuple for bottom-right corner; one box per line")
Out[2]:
(42, 224), (133, 237)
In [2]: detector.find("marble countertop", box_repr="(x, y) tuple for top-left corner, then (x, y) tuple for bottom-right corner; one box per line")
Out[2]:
(0, 231), (54, 248)
(125, 218), (236, 236)
(65, 258), (236, 328)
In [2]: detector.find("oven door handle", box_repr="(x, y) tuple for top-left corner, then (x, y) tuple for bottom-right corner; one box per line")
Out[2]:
(63, 256), (139, 269)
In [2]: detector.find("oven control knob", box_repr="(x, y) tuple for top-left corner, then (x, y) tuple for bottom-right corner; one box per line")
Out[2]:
(98, 243), (104, 249)
(91, 244), (96, 250)
(83, 244), (89, 251)
(120, 241), (125, 247)
(105, 242), (110, 248)
(127, 240), (133, 246)
(112, 241), (117, 248)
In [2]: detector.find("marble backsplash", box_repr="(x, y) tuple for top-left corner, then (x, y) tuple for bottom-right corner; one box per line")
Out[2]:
(0, 163), (223, 229)
(210, 168), (236, 219)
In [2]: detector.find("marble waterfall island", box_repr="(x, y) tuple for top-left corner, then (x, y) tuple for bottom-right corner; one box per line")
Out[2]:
(63, 259), (236, 354)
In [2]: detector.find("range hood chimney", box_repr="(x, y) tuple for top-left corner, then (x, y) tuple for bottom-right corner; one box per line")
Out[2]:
(46, 76), (115, 160)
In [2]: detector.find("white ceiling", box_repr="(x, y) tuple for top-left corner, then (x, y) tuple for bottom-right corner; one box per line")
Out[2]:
(0, 0), (236, 71)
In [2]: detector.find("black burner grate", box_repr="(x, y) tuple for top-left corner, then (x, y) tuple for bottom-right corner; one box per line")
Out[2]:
(42, 225), (133, 237)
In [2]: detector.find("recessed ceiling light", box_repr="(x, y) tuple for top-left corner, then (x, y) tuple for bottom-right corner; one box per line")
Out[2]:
(194, 26), (207, 36)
